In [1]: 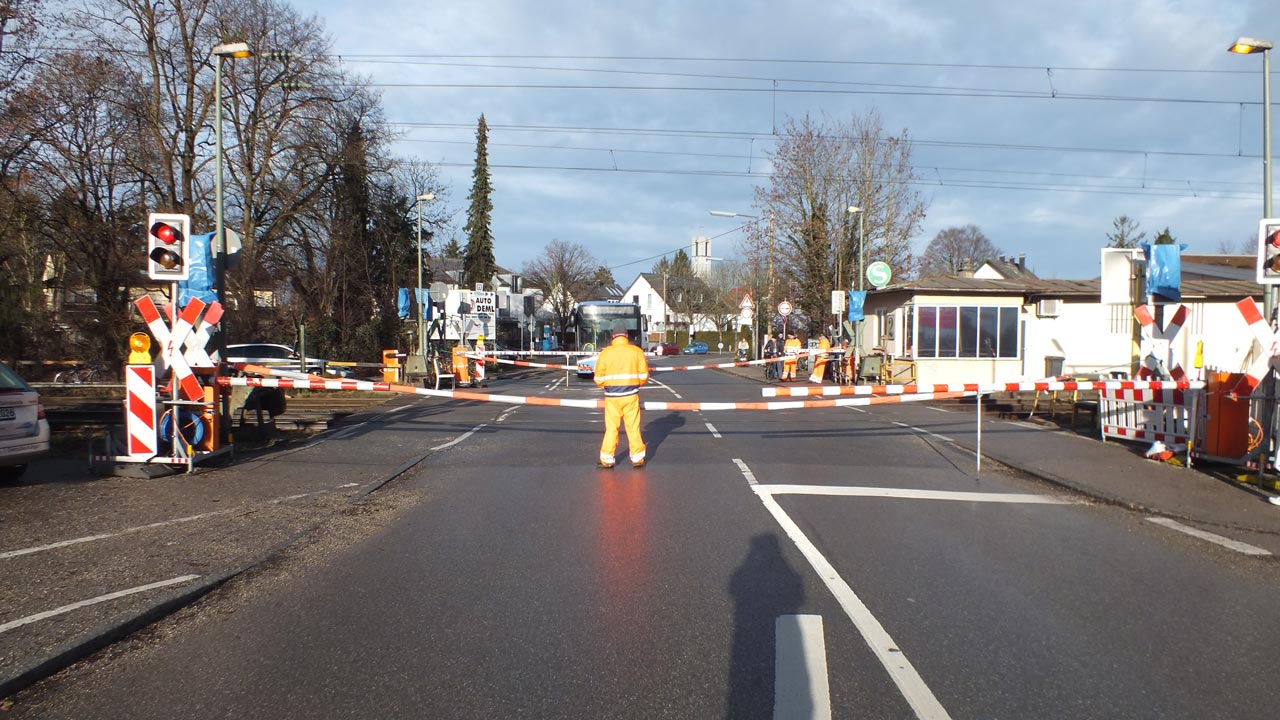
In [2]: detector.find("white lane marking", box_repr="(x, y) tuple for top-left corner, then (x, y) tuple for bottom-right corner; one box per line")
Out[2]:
(733, 458), (758, 486)
(757, 485), (1079, 505)
(1000, 421), (1046, 430)
(497, 407), (519, 423)
(2, 485), (358, 561)
(647, 377), (682, 399)
(927, 406), (951, 414)
(775, 614), (832, 720)
(429, 423), (489, 451)
(387, 404), (411, 414)
(545, 377), (565, 391)
(705, 422), (722, 439)
(734, 460), (951, 720)
(329, 422), (366, 440)
(847, 407), (867, 414)
(891, 420), (954, 443)
(0, 574), (200, 634)
(1145, 517), (1272, 556)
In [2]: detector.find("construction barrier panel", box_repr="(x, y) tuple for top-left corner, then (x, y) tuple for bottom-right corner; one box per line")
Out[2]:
(1100, 387), (1193, 445)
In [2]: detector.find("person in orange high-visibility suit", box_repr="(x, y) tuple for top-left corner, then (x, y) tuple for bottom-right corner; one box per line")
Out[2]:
(781, 332), (802, 381)
(808, 332), (832, 383)
(594, 321), (650, 468)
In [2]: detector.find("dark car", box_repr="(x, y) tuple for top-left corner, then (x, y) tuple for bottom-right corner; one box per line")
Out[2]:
(681, 341), (709, 355)
(654, 341), (679, 356)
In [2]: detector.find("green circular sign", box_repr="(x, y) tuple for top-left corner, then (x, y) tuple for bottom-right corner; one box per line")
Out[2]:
(866, 261), (893, 288)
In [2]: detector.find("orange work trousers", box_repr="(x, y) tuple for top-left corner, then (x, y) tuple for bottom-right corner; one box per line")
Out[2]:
(782, 355), (798, 380)
(600, 394), (646, 465)
(808, 356), (828, 383)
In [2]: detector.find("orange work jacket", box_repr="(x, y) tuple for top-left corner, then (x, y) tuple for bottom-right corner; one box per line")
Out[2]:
(594, 335), (650, 397)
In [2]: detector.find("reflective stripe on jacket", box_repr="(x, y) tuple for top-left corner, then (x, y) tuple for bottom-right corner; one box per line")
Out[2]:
(595, 335), (650, 397)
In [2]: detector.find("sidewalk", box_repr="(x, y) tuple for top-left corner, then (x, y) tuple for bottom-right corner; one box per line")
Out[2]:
(716, 361), (1280, 537)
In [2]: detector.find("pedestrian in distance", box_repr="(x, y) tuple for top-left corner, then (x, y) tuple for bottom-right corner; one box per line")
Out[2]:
(594, 321), (650, 468)
(782, 332), (802, 381)
(763, 333), (780, 381)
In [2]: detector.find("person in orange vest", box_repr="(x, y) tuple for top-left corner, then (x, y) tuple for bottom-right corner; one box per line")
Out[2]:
(808, 332), (832, 383)
(781, 331), (802, 381)
(594, 320), (650, 468)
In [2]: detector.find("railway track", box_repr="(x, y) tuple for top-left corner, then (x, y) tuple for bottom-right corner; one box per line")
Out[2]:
(40, 390), (392, 432)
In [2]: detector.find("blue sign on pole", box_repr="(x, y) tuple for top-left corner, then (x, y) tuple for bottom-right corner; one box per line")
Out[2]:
(847, 291), (867, 322)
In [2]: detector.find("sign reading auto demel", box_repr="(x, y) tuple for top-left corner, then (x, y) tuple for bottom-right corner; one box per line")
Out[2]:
(472, 291), (496, 315)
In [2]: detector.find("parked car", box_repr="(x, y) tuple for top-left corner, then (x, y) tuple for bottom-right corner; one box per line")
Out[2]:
(654, 341), (679, 356)
(224, 343), (352, 377)
(0, 363), (50, 481)
(681, 341), (709, 355)
(577, 354), (598, 379)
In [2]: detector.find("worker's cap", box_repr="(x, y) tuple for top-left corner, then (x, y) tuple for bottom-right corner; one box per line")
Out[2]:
(610, 320), (629, 337)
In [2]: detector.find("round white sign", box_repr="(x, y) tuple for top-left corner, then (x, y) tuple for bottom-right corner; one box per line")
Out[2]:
(778, 300), (793, 316)
(866, 261), (893, 288)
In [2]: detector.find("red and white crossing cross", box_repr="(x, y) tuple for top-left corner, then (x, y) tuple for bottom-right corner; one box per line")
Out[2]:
(134, 295), (206, 401)
(1233, 297), (1280, 395)
(125, 364), (158, 456)
(163, 300), (223, 368)
(1133, 303), (1188, 382)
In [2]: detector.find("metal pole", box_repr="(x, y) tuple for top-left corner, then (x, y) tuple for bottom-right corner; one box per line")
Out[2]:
(856, 211), (865, 353)
(416, 197), (425, 354)
(214, 56), (226, 313)
(1265, 48), (1275, 324)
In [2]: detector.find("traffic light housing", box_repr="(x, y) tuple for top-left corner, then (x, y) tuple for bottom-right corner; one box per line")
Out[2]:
(147, 212), (190, 281)
(1256, 218), (1280, 285)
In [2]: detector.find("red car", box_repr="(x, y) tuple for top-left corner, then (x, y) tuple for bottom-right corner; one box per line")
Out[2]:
(654, 341), (679, 356)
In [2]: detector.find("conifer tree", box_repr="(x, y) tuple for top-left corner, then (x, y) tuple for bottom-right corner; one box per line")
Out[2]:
(463, 114), (496, 287)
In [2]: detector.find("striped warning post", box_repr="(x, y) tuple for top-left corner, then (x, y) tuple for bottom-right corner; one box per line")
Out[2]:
(215, 376), (973, 411)
(1133, 303), (1188, 382)
(1233, 297), (1279, 395)
(763, 380), (1199, 397)
(125, 364), (158, 457)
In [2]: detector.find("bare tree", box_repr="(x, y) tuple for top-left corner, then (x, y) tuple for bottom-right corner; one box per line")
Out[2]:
(1216, 234), (1254, 255)
(918, 224), (1001, 277)
(752, 110), (927, 321)
(521, 239), (598, 339)
(1106, 215), (1146, 249)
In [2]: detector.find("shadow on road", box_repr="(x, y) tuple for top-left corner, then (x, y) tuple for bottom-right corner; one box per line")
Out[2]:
(726, 533), (805, 719)
(640, 412), (685, 460)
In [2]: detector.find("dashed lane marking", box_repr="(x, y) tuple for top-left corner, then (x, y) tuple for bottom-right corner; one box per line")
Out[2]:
(705, 422), (722, 439)
(927, 406), (951, 413)
(732, 458), (758, 486)
(775, 614), (832, 720)
(1146, 517), (1272, 556)
(0, 574), (201, 634)
(647, 377), (683, 399)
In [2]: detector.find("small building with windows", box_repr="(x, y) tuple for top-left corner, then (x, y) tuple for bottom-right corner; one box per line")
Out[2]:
(858, 274), (1263, 386)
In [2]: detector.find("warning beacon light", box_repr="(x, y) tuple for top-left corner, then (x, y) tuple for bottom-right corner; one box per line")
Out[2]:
(128, 332), (152, 365)
(147, 212), (191, 281)
(1256, 218), (1280, 285)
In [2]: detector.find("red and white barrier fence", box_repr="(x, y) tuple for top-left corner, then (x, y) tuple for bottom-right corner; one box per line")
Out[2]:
(467, 350), (829, 373)
(215, 376), (973, 412)
(763, 379), (1201, 398)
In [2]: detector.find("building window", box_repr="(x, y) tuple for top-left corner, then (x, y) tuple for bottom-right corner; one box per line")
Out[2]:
(916, 305), (1018, 359)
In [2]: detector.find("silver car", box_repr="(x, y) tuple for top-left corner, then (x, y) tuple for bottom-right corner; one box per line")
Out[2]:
(0, 364), (51, 481)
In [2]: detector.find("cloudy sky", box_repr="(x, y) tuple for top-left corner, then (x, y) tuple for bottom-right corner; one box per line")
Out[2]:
(305, 0), (1277, 284)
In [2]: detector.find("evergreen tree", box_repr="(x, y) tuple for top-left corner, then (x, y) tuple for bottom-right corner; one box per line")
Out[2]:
(652, 257), (671, 275)
(463, 114), (496, 287)
(1106, 215), (1146, 249)
(441, 235), (463, 259)
(592, 265), (616, 288)
(670, 249), (694, 277)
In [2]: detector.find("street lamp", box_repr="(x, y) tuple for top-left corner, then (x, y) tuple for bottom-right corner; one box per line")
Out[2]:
(415, 193), (435, 353)
(711, 210), (771, 356)
(1230, 36), (1274, 319)
(211, 41), (253, 319)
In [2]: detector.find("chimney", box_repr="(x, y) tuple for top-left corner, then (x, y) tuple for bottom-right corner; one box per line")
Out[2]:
(1017, 253), (1026, 269)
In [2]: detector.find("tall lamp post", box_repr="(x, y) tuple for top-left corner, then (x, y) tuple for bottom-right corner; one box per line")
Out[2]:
(211, 42), (253, 319)
(711, 210), (767, 356)
(415, 193), (435, 353)
(1230, 36), (1274, 319)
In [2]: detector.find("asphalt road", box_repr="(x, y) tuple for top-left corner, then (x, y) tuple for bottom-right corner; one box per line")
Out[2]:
(9, 361), (1280, 718)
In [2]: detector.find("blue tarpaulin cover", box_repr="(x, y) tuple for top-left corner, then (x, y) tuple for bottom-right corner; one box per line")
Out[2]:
(177, 232), (216, 306)
(847, 291), (867, 322)
(1142, 242), (1186, 302)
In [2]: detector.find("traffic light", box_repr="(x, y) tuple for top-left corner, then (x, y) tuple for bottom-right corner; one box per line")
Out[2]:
(147, 212), (191, 281)
(1256, 218), (1280, 285)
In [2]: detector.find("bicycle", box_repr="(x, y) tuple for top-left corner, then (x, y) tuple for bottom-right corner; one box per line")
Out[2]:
(54, 362), (103, 384)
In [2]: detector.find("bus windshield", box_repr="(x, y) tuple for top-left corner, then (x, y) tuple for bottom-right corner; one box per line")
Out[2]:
(574, 302), (647, 352)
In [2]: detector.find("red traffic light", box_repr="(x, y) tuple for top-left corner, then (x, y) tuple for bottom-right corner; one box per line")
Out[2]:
(150, 221), (183, 245)
(1270, 229), (1280, 248)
